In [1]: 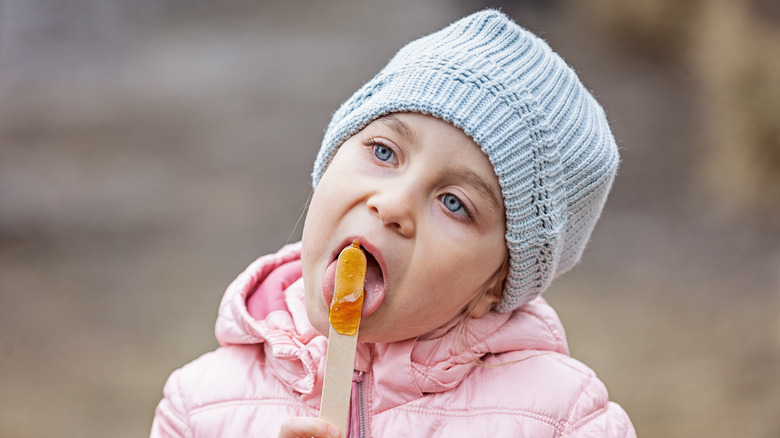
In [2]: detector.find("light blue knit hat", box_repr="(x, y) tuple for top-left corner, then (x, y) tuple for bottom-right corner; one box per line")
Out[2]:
(312, 9), (619, 312)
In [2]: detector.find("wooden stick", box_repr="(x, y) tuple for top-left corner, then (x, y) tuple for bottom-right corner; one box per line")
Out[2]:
(319, 325), (359, 435)
(320, 241), (365, 434)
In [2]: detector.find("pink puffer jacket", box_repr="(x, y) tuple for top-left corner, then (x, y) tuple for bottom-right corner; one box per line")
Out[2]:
(151, 242), (635, 437)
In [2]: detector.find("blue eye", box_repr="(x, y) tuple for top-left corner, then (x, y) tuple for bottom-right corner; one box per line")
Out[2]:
(373, 144), (395, 162)
(441, 194), (470, 218)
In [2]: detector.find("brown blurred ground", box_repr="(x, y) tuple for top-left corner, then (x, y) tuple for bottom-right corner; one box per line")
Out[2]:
(1, 1), (778, 437)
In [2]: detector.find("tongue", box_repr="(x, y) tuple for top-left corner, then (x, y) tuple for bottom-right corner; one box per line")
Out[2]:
(362, 254), (383, 313)
(322, 252), (384, 318)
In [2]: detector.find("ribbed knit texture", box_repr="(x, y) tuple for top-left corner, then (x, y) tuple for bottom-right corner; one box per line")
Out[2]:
(311, 10), (619, 312)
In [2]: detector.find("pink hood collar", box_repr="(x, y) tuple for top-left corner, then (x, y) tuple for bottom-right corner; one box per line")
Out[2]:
(215, 242), (570, 412)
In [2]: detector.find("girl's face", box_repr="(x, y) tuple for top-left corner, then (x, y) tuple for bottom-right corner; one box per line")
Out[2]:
(302, 113), (507, 344)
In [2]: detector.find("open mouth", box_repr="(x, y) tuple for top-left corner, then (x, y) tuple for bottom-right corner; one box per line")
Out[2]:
(361, 246), (384, 301)
(322, 241), (386, 319)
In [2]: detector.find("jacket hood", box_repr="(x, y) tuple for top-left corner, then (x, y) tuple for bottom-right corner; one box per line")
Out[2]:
(215, 242), (570, 411)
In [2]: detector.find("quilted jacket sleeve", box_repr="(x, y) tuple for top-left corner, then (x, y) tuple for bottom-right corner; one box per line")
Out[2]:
(563, 401), (636, 438)
(562, 374), (636, 438)
(150, 368), (191, 438)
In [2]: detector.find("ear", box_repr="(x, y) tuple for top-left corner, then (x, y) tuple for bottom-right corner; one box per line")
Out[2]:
(468, 291), (500, 319)
(467, 256), (509, 318)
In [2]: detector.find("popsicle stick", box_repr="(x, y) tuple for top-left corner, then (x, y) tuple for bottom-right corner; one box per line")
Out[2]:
(320, 241), (365, 435)
(319, 325), (359, 435)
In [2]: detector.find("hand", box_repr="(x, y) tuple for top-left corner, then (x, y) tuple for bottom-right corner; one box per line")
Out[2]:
(278, 417), (341, 438)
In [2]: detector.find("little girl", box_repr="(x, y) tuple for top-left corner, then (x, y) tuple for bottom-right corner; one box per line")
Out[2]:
(151, 9), (636, 437)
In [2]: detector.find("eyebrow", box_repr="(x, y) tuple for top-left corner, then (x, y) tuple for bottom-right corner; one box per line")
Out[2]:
(448, 166), (504, 217)
(377, 115), (419, 147)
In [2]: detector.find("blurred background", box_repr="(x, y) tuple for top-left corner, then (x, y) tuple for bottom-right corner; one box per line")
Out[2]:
(1, 0), (779, 436)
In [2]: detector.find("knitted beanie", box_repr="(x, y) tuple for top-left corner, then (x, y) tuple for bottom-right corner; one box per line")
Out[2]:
(311, 9), (619, 312)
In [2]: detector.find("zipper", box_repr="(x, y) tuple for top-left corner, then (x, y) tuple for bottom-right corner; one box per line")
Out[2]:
(348, 371), (366, 438)
(357, 373), (366, 438)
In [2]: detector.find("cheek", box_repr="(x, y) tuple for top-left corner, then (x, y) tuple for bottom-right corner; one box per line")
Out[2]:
(302, 174), (344, 247)
(306, 164), (354, 223)
(415, 236), (503, 298)
(302, 263), (330, 334)
(306, 185), (334, 226)
(406, 253), (477, 307)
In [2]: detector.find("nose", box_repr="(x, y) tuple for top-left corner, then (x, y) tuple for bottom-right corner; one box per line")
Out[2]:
(366, 180), (418, 237)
